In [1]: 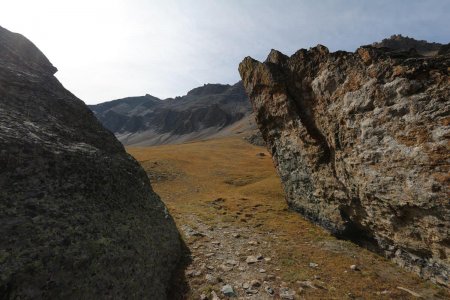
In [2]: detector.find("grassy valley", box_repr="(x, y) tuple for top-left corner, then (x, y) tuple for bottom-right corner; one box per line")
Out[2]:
(128, 137), (449, 299)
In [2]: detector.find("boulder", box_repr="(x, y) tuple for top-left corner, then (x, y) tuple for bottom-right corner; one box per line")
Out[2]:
(0, 26), (181, 298)
(239, 42), (449, 285)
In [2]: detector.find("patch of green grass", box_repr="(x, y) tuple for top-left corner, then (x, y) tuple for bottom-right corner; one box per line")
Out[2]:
(282, 269), (311, 283)
(199, 284), (215, 295)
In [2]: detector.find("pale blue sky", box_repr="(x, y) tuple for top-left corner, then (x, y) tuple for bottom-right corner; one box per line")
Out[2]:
(1, 0), (449, 104)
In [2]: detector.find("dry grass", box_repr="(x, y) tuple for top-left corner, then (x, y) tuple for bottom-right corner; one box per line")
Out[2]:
(128, 137), (449, 299)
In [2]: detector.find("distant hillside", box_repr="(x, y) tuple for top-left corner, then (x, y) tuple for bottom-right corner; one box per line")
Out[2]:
(371, 34), (446, 56)
(89, 82), (256, 146)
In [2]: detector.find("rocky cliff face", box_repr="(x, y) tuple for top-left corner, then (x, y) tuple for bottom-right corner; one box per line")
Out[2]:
(239, 42), (449, 285)
(89, 82), (253, 146)
(0, 26), (181, 298)
(371, 34), (446, 56)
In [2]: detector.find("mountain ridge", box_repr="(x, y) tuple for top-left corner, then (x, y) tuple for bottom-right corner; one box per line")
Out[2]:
(371, 34), (447, 56)
(90, 34), (450, 147)
(89, 81), (255, 146)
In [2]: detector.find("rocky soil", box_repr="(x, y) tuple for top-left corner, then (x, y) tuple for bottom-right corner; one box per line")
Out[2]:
(239, 41), (449, 286)
(129, 137), (449, 299)
(0, 26), (181, 298)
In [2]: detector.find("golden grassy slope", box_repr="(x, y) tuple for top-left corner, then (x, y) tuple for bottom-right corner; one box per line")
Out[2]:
(128, 137), (448, 299)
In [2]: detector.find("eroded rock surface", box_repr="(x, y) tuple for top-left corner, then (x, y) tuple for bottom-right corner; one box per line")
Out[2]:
(0, 26), (181, 298)
(239, 42), (449, 285)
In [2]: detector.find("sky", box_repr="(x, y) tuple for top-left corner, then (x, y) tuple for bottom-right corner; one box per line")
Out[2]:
(1, 0), (449, 104)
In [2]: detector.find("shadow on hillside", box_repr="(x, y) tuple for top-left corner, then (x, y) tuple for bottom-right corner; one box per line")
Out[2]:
(167, 236), (192, 299)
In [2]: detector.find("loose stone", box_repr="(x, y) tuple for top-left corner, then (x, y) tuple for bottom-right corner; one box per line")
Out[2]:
(246, 256), (258, 264)
(265, 286), (275, 295)
(221, 284), (236, 297)
(250, 279), (261, 287)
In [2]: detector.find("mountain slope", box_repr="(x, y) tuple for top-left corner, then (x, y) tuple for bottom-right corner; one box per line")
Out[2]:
(90, 82), (255, 146)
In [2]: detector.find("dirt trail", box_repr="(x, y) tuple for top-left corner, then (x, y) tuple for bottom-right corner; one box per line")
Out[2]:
(128, 137), (449, 299)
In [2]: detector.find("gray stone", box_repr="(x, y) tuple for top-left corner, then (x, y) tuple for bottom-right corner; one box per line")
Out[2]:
(220, 264), (233, 272)
(221, 284), (236, 297)
(226, 259), (238, 266)
(206, 274), (218, 284)
(0, 25), (181, 299)
(250, 279), (261, 287)
(265, 286), (275, 295)
(297, 280), (317, 289)
(246, 289), (259, 294)
(280, 287), (295, 300)
(246, 256), (258, 264)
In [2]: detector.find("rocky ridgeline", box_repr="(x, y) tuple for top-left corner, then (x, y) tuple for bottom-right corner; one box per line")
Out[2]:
(371, 34), (446, 56)
(0, 26), (181, 298)
(239, 40), (449, 285)
(89, 82), (253, 146)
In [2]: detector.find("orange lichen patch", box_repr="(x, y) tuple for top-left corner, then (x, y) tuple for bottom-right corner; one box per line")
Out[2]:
(432, 172), (450, 185)
(368, 67), (379, 78)
(440, 116), (450, 126)
(393, 65), (406, 77)
(395, 135), (417, 147)
(345, 73), (364, 92)
(426, 144), (450, 167)
(396, 127), (431, 146)
(357, 48), (373, 65)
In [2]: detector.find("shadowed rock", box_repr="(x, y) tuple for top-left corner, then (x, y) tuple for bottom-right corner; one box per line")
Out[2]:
(239, 39), (449, 286)
(0, 26), (181, 298)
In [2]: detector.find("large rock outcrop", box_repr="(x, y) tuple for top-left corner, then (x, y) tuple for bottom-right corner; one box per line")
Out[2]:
(0, 26), (181, 298)
(239, 42), (449, 285)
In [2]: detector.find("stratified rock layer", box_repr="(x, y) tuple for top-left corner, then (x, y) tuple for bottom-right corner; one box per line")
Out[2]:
(239, 44), (449, 285)
(0, 26), (181, 298)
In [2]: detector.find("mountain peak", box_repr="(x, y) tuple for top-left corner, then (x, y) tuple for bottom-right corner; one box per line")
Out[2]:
(371, 34), (444, 56)
(186, 83), (231, 96)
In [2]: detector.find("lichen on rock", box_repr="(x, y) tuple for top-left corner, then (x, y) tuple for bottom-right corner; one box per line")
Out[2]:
(239, 42), (449, 286)
(0, 26), (181, 298)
